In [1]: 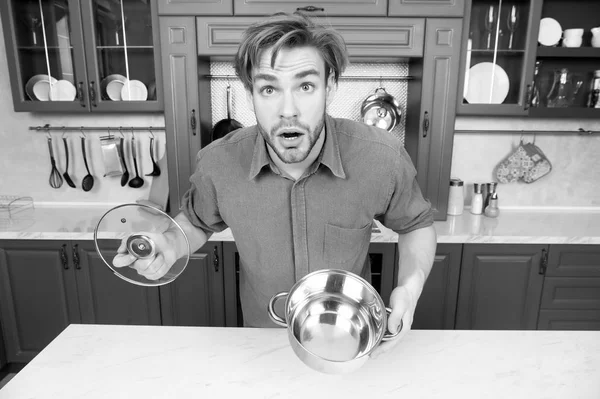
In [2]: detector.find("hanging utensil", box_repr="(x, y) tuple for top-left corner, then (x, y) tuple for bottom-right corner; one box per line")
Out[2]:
(211, 83), (243, 141)
(47, 136), (63, 189)
(360, 86), (402, 132)
(62, 136), (76, 188)
(81, 136), (94, 192)
(128, 135), (144, 188)
(145, 131), (161, 177)
(118, 137), (129, 187)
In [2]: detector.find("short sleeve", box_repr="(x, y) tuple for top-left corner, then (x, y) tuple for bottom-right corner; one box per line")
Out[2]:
(380, 147), (434, 234)
(179, 156), (229, 237)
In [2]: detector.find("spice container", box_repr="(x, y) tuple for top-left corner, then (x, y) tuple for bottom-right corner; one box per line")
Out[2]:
(484, 193), (500, 218)
(470, 183), (484, 215)
(447, 178), (464, 216)
(484, 182), (498, 209)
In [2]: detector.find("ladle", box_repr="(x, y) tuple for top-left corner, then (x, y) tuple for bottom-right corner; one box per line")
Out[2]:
(81, 136), (94, 192)
(118, 137), (129, 187)
(145, 136), (161, 176)
(128, 135), (144, 188)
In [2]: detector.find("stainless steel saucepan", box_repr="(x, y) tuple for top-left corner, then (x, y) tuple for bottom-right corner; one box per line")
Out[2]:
(360, 87), (402, 132)
(268, 269), (401, 374)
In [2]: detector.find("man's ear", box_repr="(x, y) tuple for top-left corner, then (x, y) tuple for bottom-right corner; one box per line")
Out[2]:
(325, 73), (337, 107)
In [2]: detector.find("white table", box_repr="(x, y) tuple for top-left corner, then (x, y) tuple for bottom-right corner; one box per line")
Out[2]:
(1, 324), (599, 399)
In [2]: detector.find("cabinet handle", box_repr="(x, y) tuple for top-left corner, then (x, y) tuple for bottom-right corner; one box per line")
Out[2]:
(524, 84), (532, 110)
(73, 244), (81, 270)
(77, 82), (86, 107)
(296, 6), (325, 12)
(213, 246), (219, 272)
(60, 244), (69, 270)
(422, 111), (430, 138)
(539, 248), (548, 275)
(190, 109), (197, 136)
(89, 81), (97, 107)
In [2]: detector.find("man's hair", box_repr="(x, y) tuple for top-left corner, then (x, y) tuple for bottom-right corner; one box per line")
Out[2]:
(234, 12), (349, 92)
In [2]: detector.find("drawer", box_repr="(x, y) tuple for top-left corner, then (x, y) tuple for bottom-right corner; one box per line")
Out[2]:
(540, 277), (600, 310)
(538, 310), (600, 331)
(546, 245), (600, 277)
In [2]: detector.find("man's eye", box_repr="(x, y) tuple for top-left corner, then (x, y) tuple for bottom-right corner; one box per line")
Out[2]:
(261, 87), (275, 95)
(301, 83), (314, 92)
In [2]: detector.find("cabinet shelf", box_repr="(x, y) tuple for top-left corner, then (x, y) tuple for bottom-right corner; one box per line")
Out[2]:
(470, 49), (526, 55)
(536, 47), (600, 58)
(18, 46), (74, 50)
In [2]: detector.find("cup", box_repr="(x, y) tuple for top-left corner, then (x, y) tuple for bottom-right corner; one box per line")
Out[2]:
(562, 28), (583, 47)
(591, 27), (600, 48)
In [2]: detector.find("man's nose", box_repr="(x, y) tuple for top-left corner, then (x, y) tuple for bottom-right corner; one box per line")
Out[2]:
(279, 91), (298, 118)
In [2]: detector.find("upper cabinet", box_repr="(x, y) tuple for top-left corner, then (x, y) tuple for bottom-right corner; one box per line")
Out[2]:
(0, 0), (163, 113)
(457, 0), (541, 116)
(158, 0), (464, 16)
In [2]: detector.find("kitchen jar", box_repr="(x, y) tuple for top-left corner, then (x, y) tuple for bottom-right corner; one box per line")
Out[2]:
(447, 179), (465, 216)
(470, 183), (484, 215)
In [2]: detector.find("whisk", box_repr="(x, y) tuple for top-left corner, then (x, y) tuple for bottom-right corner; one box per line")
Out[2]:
(47, 137), (63, 189)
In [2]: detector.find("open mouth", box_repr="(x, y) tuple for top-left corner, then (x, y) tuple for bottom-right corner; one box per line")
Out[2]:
(280, 132), (303, 140)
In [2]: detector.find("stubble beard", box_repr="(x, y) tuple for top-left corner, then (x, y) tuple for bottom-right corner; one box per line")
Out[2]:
(259, 114), (326, 164)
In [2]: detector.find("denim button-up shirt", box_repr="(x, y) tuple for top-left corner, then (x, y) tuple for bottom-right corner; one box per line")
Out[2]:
(181, 115), (434, 327)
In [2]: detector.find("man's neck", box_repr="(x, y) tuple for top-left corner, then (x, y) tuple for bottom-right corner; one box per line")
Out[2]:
(268, 128), (326, 181)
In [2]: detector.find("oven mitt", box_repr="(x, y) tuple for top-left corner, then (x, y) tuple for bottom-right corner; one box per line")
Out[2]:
(495, 141), (552, 184)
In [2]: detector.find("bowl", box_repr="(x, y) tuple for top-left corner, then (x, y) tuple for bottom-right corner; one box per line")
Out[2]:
(268, 269), (400, 374)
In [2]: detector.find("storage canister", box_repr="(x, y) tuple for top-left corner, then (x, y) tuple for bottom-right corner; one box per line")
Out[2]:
(447, 178), (465, 216)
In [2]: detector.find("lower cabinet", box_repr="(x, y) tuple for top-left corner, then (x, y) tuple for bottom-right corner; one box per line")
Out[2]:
(455, 244), (546, 330)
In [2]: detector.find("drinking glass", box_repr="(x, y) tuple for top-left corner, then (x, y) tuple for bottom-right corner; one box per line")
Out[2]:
(506, 5), (519, 49)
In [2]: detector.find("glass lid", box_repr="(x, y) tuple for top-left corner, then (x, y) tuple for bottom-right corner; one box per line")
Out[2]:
(94, 203), (190, 287)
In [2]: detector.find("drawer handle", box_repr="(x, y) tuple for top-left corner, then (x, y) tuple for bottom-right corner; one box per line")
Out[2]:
(296, 6), (325, 12)
(539, 248), (548, 275)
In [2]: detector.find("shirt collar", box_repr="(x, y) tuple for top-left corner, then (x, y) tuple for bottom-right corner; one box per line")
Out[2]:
(248, 115), (346, 180)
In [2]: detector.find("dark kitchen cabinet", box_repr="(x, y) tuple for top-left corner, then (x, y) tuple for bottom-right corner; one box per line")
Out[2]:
(158, 0), (233, 15)
(455, 244), (546, 330)
(220, 241), (398, 327)
(537, 244), (600, 330)
(0, 240), (161, 363)
(160, 242), (227, 327)
(410, 244), (462, 330)
(388, 0), (465, 17)
(0, 0), (163, 113)
(232, 0), (388, 17)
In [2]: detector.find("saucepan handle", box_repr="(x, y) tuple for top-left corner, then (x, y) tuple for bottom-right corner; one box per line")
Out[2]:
(267, 292), (289, 327)
(382, 307), (402, 341)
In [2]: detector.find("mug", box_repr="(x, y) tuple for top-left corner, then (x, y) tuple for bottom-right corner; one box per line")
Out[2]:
(562, 28), (583, 47)
(591, 27), (600, 48)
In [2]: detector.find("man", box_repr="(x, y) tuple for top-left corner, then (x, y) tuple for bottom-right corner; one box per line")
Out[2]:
(115, 11), (437, 357)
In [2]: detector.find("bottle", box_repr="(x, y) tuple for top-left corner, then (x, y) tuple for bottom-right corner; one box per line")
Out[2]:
(530, 61), (541, 107)
(447, 178), (464, 216)
(484, 182), (498, 209)
(588, 70), (600, 108)
(470, 183), (484, 215)
(484, 193), (500, 218)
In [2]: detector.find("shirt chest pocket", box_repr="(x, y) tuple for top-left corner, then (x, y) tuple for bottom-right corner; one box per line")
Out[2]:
(323, 223), (372, 264)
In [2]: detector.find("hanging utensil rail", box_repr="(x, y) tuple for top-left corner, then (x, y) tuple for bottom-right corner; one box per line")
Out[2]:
(29, 124), (165, 132)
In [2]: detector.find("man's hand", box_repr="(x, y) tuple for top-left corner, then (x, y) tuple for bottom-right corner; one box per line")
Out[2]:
(370, 284), (419, 359)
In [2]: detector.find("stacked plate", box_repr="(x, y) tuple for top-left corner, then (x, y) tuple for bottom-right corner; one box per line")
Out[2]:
(25, 75), (76, 101)
(101, 74), (148, 101)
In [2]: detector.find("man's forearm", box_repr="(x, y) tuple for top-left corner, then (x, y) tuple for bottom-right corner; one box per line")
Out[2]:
(173, 212), (209, 256)
(396, 225), (437, 299)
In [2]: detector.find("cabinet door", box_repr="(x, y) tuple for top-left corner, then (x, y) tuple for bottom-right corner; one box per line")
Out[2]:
(546, 244), (600, 277)
(79, 0), (163, 112)
(158, 0), (233, 15)
(196, 17), (425, 58)
(159, 16), (203, 213)
(538, 310), (600, 331)
(233, 0), (387, 17)
(369, 243), (396, 306)
(73, 241), (162, 326)
(388, 0), (465, 17)
(456, 0), (543, 115)
(411, 244), (461, 330)
(0, 240), (81, 363)
(160, 243), (226, 327)
(222, 242), (242, 327)
(406, 18), (462, 219)
(456, 244), (546, 330)
(0, 0), (90, 112)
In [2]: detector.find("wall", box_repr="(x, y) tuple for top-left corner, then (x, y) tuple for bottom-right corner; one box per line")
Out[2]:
(0, 15), (166, 207)
(452, 117), (600, 209)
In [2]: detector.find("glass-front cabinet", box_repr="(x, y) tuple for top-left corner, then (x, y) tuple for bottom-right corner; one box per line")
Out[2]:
(0, 0), (162, 112)
(457, 0), (541, 115)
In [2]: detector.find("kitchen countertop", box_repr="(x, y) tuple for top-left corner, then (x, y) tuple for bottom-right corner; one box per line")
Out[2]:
(1, 203), (600, 244)
(0, 324), (598, 399)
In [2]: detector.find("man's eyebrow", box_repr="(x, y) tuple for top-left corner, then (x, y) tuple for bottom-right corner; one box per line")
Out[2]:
(253, 69), (321, 82)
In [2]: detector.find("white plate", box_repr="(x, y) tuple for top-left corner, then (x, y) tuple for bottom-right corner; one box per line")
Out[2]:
(106, 79), (126, 101)
(101, 74), (127, 100)
(464, 62), (510, 104)
(25, 74), (57, 101)
(49, 80), (76, 101)
(538, 17), (562, 46)
(121, 80), (148, 101)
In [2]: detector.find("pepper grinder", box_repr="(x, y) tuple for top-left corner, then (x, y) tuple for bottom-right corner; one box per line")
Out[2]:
(484, 182), (498, 209)
(484, 193), (500, 218)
